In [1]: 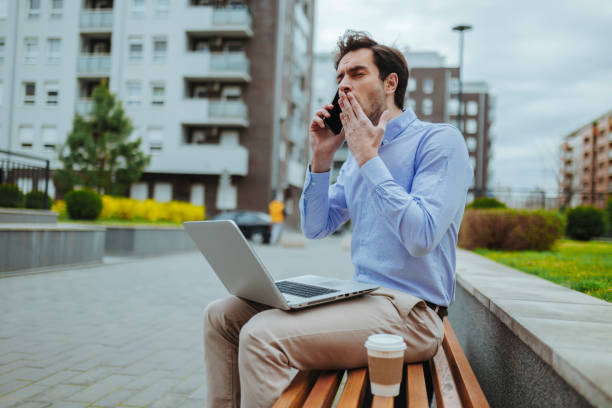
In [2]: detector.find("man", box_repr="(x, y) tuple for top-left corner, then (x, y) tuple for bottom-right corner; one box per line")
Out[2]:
(203, 30), (473, 408)
(268, 196), (284, 244)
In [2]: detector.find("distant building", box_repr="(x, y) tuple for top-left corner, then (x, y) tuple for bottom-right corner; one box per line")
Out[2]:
(0, 0), (315, 227)
(311, 50), (494, 203)
(558, 110), (612, 209)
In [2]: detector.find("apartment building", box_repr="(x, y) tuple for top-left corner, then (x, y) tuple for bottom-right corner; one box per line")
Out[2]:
(0, 0), (314, 226)
(312, 50), (493, 203)
(559, 110), (612, 209)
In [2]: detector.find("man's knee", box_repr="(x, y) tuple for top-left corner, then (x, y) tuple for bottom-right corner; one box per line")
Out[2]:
(203, 297), (247, 334)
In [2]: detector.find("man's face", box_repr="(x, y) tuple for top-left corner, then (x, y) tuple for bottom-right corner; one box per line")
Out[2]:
(336, 48), (387, 125)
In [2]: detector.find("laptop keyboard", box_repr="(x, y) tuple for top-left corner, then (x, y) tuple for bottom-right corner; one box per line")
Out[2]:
(275, 281), (339, 298)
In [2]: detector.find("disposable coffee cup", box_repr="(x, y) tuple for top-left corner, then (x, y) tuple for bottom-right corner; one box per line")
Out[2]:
(364, 334), (407, 397)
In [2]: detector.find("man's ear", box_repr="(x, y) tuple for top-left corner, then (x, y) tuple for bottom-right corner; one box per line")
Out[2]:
(384, 73), (398, 95)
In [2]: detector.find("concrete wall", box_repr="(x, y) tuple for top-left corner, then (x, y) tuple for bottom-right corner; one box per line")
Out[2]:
(448, 284), (592, 408)
(0, 209), (58, 223)
(104, 226), (196, 256)
(0, 225), (105, 272)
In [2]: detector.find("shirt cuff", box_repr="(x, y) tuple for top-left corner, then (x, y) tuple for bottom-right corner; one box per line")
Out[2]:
(360, 156), (394, 187)
(303, 164), (331, 195)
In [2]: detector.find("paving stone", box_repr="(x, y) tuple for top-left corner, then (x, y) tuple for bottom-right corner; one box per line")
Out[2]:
(62, 366), (114, 386)
(28, 384), (84, 401)
(122, 378), (180, 406)
(0, 381), (31, 397)
(67, 374), (136, 402)
(87, 387), (136, 407)
(171, 372), (204, 395)
(37, 370), (83, 387)
(0, 384), (47, 403)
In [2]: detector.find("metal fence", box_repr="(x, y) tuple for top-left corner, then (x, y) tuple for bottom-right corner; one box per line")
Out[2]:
(0, 150), (51, 208)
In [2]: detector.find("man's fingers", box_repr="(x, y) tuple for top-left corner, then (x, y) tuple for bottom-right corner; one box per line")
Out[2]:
(339, 91), (357, 122)
(316, 109), (330, 119)
(312, 116), (325, 128)
(347, 92), (368, 122)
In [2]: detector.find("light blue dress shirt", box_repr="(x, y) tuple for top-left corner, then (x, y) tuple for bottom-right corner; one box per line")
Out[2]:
(299, 108), (473, 306)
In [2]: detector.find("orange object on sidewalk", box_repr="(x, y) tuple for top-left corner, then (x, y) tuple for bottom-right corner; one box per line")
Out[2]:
(269, 199), (284, 223)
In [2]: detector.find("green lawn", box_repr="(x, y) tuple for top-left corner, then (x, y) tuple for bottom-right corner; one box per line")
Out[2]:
(474, 240), (612, 303)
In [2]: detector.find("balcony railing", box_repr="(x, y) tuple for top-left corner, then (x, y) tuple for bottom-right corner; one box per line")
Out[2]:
(212, 7), (251, 26)
(80, 10), (113, 29)
(75, 99), (93, 116)
(77, 54), (111, 74)
(209, 100), (247, 119)
(210, 52), (249, 72)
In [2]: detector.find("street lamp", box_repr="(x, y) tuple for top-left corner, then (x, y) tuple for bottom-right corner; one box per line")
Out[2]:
(452, 24), (472, 134)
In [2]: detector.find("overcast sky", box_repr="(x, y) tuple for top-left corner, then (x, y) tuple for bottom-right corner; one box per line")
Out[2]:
(314, 0), (612, 194)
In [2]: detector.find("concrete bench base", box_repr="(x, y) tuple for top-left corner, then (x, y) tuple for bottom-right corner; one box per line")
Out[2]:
(0, 208), (58, 224)
(0, 224), (105, 272)
(104, 225), (196, 256)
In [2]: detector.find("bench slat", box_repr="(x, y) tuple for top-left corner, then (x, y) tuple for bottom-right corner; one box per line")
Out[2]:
(430, 345), (462, 408)
(406, 363), (428, 408)
(371, 395), (394, 408)
(442, 319), (489, 408)
(303, 370), (344, 408)
(336, 368), (368, 408)
(273, 370), (320, 408)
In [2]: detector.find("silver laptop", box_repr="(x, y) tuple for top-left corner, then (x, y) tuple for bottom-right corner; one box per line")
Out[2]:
(184, 220), (378, 310)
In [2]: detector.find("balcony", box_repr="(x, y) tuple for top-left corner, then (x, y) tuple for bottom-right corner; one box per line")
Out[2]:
(183, 52), (250, 82)
(184, 6), (253, 38)
(180, 99), (248, 127)
(75, 99), (93, 116)
(77, 54), (111, 75)
(148, 145), (248, 176)
(80, 10), (113, 31)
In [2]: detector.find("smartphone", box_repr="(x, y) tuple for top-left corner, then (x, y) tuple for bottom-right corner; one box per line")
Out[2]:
(323, 90), (343, 135)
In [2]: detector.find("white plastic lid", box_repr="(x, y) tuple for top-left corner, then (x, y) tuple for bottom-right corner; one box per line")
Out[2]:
(364, 334), (407, 351)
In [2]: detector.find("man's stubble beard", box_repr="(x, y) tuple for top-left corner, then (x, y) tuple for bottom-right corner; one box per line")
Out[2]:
(365, 87), (387, 126)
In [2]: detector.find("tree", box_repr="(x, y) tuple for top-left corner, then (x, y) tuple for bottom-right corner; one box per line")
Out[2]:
(55, 81), (150, 196)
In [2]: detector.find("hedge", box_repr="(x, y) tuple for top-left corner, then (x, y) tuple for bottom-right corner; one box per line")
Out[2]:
(459, 209), (564, 251)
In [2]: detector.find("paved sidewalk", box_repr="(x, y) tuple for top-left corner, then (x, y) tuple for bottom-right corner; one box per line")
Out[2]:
(0, 235), (354, 408)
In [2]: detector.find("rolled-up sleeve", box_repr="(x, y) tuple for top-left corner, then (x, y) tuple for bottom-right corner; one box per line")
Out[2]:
(360, 127), (473, 257)
(300, 164), (350, 239)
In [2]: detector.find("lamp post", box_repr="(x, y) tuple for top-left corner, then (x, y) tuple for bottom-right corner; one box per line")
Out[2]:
(452, 24), (472, 134)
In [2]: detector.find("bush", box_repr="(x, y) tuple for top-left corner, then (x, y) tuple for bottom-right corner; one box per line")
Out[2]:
(51, 199), (66, 217)
(565, 206), (605, 241)
(98, 195), (205, 223)
(24, 191), (53, 209)
(0, 184), (25, 208)
(65, 189), (103, 220)
(459, 209), (564, 251)
(467, 196), (507, 209)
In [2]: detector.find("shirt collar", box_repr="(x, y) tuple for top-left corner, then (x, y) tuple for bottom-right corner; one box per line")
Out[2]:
(381, 108), (417, 145)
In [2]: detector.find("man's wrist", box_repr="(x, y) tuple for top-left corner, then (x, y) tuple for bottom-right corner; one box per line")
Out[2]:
(311, 156), (333, 173)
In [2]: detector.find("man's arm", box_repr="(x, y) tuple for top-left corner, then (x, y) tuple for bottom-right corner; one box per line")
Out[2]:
(300, 163), (350, 239)
(360, 127), (473, 257)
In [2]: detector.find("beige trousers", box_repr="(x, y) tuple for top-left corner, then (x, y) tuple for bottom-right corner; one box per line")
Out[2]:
(202, 287), (444, 408)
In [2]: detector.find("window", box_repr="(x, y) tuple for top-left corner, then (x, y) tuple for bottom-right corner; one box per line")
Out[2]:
(47, 38), (61, 64)
(50, 0), (63, 18)
(423, 78), (434, 94)
(466, 101), (478, 116)
(447, 98), (459, 115)
(153, 182), (171, 202)
(155, 0), (169, 15)
(24, 82), (36, 104)
(128, 37), (143, 62)
(407, 77), (416, 92)
(25, 38), (39, 64)
(0, 38), (4, 63)
(450, 78), (460, 94)
(28, 0), (41, 18)
(0, 0), (7, 18)
(42, 126), (57, 150)
(466, 119), (478, 134)
(45, 82), (59, 105)
(19, 125), (35, 149)
(126, 81), (142, 106)
(466, 136), (477, 152)
(148, 127), (163, 151)
(153, 37), (167, 62)
(151, 83), (165, 105)
(422, 98), (433, 115)
(132, 0), (145, 15)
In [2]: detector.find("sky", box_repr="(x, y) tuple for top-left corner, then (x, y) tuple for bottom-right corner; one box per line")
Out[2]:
(314, 0), (612, 194)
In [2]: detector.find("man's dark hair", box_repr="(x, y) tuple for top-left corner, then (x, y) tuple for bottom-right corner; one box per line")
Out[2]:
(334, 30), (409, 110)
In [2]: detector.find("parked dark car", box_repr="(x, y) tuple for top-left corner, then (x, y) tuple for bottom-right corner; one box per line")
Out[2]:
(213, 211), (272, 244)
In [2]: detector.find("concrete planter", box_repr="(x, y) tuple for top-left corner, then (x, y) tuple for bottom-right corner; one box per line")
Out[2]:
(0, 223), (105, 272)
(0, 208), (58, 224)
(104, 225), (197, 256)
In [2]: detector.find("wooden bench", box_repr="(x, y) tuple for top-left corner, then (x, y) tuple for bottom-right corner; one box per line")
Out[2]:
(273, 318), (489, 408)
